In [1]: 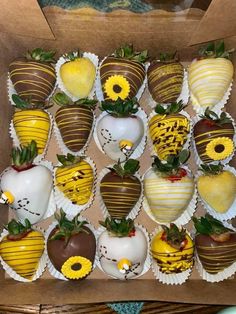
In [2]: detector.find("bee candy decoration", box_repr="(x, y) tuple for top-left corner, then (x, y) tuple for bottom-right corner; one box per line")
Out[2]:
(0, 141), (54, 224)
(9, 48), (56, 104)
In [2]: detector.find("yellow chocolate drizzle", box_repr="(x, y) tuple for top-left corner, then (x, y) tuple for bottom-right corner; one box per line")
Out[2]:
(149, 114), (190, 160)
(55, 160), (94, 205)
(13, 109), (50, 154)
(0, 231), (44, 280)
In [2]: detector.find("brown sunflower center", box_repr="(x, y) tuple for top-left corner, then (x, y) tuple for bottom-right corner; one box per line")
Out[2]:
(113, 84), (122, 93)
(71, 263), (82, 271)
(214, 144), (225, 153)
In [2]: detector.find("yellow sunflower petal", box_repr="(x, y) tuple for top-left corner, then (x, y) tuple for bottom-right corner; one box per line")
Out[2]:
(205, 137), (234, 160)
(61, 256), (92, 280)
(104, 75), (130, 100)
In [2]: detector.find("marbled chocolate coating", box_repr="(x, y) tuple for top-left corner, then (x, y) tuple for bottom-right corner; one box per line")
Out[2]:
(193, 119), (234, 163)
(100, 171), (141, 219)
(195, 233), (236, 274)
(55, 105), (93, 152)
(9, 59), (56, 104)
(147, 61), (184, 103)
(100, 57), (145, 100)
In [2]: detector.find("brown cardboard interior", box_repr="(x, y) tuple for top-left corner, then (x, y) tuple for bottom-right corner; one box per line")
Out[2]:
(0, 2), (236, 304)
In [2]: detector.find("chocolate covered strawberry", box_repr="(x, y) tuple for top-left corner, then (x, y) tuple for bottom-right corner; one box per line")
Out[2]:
(96, 98), (145, 161)
(98, 218), (147, 280)
(53, 92), (97, 153)
(189, 42), (234, 112)
(100, 44), (148, 101)
(47, 210), (96, 280)
(149, 101), (190, 160)
(0, 219), (45, 281)
(147, 52), (184, 104)
(144, 150), (194, 223)
(193, 214), (236, 275)
(12, 94), (51, 155)
(55, 154), (94, 206)
(0, 141), (54, 224)
(151, 224), (194, 274)
(9, 48), (56, 104)
(100, 159), (141, 219)
(193, 108), (235, 163)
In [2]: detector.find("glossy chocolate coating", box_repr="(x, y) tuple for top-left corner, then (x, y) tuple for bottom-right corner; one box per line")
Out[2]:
(9, 58), (56, 104)
(55, 105), (93, 152)
(100, 57), (145, 100)
(100, 171), (141, 219)
(195, 233), (236, 274)
(47, 226), (96, 272)
(193, 119), (234, 163)
(147, 61), (184, 103)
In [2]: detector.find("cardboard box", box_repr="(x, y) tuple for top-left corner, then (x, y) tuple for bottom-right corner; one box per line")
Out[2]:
(0, 0), (236, 304)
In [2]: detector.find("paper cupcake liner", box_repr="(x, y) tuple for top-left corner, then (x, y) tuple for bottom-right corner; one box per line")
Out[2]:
(9, 109), (53, 162)
(93, 108), (147, 161)
(195, 222), (236, 282)
(96, 224), (151, 280)
(150, 226), (193, 285)
(147, 68), (189, 108)
(95, 56), (148, 102)
(53, 111), (96, 156)
(196, 165), (236, 221)
(55, 52), (99, 102)
(98, 164), (143, 220)
(147, 109), (192, 159)
(53, 157), (97, 217)
(142, 166), (197, 227)
(45, 218), (98, 281)
(192, 112), (236, 166)
(7, 73), (57, 107)
(190, 80), (233, 115)
(0, 226), (47, 282)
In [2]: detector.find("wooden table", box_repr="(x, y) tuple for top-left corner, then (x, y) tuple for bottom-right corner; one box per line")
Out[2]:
(0, 303), (228, 314)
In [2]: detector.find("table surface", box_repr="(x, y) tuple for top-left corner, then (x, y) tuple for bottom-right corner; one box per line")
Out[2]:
(0, 303), (228, 314)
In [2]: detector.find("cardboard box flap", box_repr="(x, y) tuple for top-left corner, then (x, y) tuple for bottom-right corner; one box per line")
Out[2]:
(0, 0), (54, 39)
(189, 0), (236, 45)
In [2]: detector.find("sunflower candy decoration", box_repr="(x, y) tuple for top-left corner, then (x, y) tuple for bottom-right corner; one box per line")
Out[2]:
(98, 44), (148, 101)
(193, 108), (235, 163)
(47, 210), (96, 280)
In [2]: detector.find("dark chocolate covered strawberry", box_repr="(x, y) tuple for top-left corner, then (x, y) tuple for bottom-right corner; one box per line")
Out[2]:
(193, 214), (236, 275)
(53, 92), (97, 153)
(193, 108), (235, 163)
(100, 44), (148, 101)
(9, 48), (56, 105)
(147, 52), (184, 104)
(47, 209), (96, 280)
(100, 159), (141, 219)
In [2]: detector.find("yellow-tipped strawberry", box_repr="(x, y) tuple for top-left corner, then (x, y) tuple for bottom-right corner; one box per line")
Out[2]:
(12, 94), (51, 155)
(0, 219), (45, 280)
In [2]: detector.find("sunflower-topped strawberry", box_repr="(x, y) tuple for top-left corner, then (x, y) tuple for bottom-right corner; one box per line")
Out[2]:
(96, 97), (145, 161)
(11, 94), (51, 156)
(147, 52), (184, 104)
(144, 150), (195, 224)
(100, 159), (142, 219)
(9, 48), (56, 105)
(53, 92), (97, 154)
(54, 154), (95, 210)
(189, 41), (234, 112)
(98, 218), (148, 280)
(149, 101), (190, 160)
(58, 50), (97, 99)
(99, 44), (148, 101)
(0, 218), (45, 281)
(193, 108), (235, 163)
(151, 224), (194, 274)
(47, 209), (96, 280)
